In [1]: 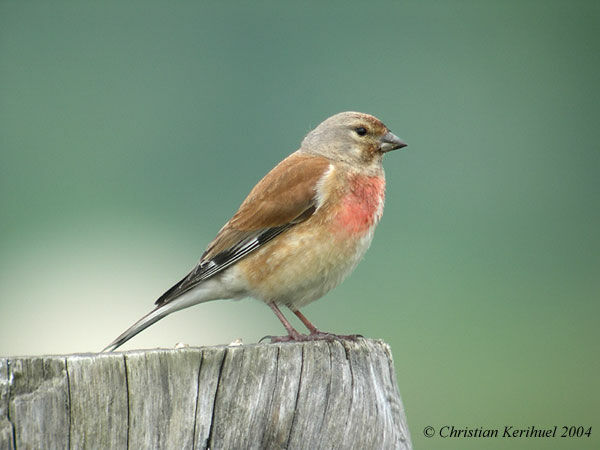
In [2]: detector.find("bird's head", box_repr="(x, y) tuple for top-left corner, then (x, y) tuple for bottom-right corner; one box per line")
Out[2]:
(300, 111), (407, 167)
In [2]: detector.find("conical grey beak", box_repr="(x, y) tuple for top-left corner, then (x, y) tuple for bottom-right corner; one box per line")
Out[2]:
(380, 131), (407, 152)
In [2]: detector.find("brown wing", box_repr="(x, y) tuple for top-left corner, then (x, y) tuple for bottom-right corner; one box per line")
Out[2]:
(155, 152), (331, 306)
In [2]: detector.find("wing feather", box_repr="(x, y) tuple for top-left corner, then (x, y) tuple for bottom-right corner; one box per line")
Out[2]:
(155, 152), (330, 306)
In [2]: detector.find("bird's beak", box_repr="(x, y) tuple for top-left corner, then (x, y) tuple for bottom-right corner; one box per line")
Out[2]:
(380, 131), (407, 152)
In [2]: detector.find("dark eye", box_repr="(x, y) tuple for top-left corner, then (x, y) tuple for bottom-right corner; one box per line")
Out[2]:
(355, 127), (367, 136)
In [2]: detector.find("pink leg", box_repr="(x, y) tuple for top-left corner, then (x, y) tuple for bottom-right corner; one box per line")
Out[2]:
(265, 303), (305, 342)
(293, 309), (363, 341)
(262, 303), (363, 343)
(293, 309), (320, 334)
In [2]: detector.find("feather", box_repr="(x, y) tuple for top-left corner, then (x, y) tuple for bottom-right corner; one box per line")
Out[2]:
(154, 153), (330, 307)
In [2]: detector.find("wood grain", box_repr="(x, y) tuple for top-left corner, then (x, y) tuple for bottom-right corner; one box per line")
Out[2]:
(0, 339), (412, 449)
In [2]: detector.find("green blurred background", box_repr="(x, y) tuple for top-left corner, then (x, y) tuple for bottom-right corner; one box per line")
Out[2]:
(1, 1), (598, 449)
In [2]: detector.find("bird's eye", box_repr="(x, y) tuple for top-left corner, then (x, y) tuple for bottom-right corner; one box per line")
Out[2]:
(355, 127), (367, 136)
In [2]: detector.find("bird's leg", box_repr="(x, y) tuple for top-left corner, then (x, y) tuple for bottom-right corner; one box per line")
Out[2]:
(292, 309), (363, 341)
(261, 304), (363, 343)
(292, 309), (321, 334)
(262, 303), (306, 343)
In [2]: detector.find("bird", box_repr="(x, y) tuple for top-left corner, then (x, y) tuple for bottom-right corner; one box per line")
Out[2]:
(103, 111), (407, 352)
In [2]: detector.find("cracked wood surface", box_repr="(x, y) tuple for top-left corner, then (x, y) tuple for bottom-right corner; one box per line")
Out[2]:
(0, 339), (412, 449)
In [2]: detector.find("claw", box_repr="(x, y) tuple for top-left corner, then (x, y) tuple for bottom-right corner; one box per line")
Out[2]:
(308, 331), (363, 341)
(260, 334), (303, 343)
(259, 331), (363, 344)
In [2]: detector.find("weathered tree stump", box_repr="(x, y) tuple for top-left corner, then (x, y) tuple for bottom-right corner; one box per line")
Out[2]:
(0, 338), (412, 449)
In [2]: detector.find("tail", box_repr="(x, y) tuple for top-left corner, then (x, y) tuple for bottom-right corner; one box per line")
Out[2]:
(102, 273), (237, 352)
(102, 302), (182, 352)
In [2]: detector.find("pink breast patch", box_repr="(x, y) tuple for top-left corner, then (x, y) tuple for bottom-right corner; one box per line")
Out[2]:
(335, 175), (385, 234)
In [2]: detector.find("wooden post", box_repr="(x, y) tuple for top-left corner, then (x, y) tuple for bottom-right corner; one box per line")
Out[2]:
(1, 339), (412, 449)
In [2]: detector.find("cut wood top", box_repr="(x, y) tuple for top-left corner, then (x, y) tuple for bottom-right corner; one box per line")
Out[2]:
(1, 338), (412, 449)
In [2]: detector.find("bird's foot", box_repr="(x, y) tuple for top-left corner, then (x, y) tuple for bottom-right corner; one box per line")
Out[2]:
(308, 331), (363, 341)
(260, 334), (301, 343)
(260, 328), (309, 343)
(260, 331), (363, 343)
